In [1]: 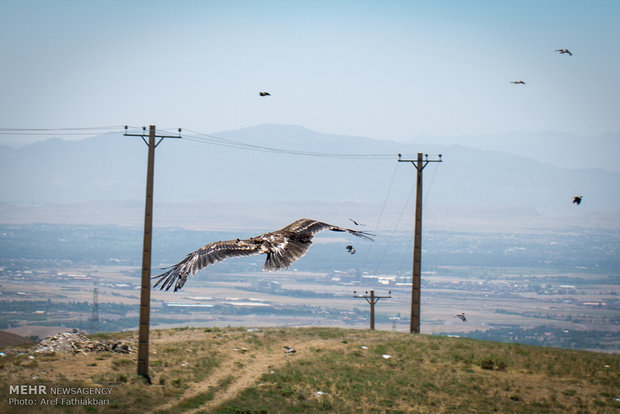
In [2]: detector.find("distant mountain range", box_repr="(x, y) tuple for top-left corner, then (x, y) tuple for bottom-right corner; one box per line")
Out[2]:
(411, 131), (620, 173)
(0, 124), (618, 230)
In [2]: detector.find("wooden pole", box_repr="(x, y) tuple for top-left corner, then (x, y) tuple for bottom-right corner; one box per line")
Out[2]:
(398, 152), (441, 334)
(410, 152), (423, 333)
(124, 125), (181, 383)
(369, 290), (375, 330)
(137, 125), (155, 383)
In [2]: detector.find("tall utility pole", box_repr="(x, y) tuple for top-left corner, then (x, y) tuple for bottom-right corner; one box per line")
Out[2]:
(353, 290), (391, 330)
(398, 152), (442, 333)
(124, 125), (181, 383)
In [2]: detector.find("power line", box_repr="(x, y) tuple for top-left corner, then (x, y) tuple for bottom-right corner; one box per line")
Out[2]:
(360, 162), (399, 270)
(373, 178), (416, 275)
(0, 125), (125, 132)
(182, 128), (397, 159)
(423, 162), (440, 208)
(1, 124), (414, 161)
(0, 131), (122, 136)
(0, 125), (126, 136)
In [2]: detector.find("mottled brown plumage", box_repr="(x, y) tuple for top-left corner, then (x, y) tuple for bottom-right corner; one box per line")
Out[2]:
(153, 218), (374, 292)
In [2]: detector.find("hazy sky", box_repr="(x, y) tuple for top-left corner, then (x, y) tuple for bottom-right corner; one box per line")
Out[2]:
(1, 0), (619, 145)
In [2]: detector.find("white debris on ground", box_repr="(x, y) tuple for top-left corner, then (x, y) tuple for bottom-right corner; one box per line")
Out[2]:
(360, 346), (368, 349)
(382, 354), (391, 359)
(315, 391), (326, 397)
(32, 332), (135, 354)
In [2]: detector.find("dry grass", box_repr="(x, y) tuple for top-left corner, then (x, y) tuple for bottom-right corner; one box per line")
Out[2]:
(1, 327), (618, 413)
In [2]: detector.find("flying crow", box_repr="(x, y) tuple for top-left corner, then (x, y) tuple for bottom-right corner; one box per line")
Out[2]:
(259, 91), (271, 96)
(349, 218), (366, 226)
(573, 196), (583, 205)
(556, 49), (573, 56)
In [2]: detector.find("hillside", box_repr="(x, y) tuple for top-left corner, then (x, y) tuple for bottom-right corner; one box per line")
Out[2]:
(0, 331), (34, 347)
(1, 327), (618, 413)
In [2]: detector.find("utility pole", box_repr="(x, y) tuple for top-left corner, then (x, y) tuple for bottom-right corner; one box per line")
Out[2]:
(353, 290), (391, 330)
(398, 152), (442, 333)
(90, 284), (99, 334)
(124, 125), (181, 383)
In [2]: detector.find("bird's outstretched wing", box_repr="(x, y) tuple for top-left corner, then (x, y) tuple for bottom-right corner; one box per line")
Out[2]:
(153, 238), (262, 292)
(281, 218), (374, 241)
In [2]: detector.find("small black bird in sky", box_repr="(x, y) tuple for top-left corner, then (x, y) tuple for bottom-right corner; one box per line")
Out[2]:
(510, 80), (526, 85)
(346, 245), (356, 255)
(556, 49), (573, 56)
(349, 218), (366, 226)
(259, 91), (271, 96)
(454, 313), (467, 322)
(573, 196), (583, 205)
(153, 218), (374, 292)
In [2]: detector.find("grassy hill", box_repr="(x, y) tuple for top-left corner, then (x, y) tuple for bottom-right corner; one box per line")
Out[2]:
(0, 331), (34, 347)
(1, 327), (618, 413)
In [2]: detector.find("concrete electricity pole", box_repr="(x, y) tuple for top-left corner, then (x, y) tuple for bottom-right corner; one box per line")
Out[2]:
(124, 125), (181, 383)
(398, 152), (442, 333)
(353, 290), (392, 330)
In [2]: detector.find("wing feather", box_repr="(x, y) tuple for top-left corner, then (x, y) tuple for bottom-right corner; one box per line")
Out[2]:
(153, 239), (262, 292)
(281, 218), (374, 241)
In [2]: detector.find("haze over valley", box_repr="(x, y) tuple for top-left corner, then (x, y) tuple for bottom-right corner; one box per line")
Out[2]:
(1, 125), (617, 352)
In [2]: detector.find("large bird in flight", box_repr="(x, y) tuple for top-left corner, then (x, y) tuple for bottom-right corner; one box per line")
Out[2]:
(510, 80), (526, 85)
(153, 218), (374, 292)
(556, 49), (573, 56)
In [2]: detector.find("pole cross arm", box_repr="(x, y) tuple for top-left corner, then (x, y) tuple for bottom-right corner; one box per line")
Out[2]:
(124, 125), (183, 147)
(353, 291), (392, 304)
(398, 153), (442, 171)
